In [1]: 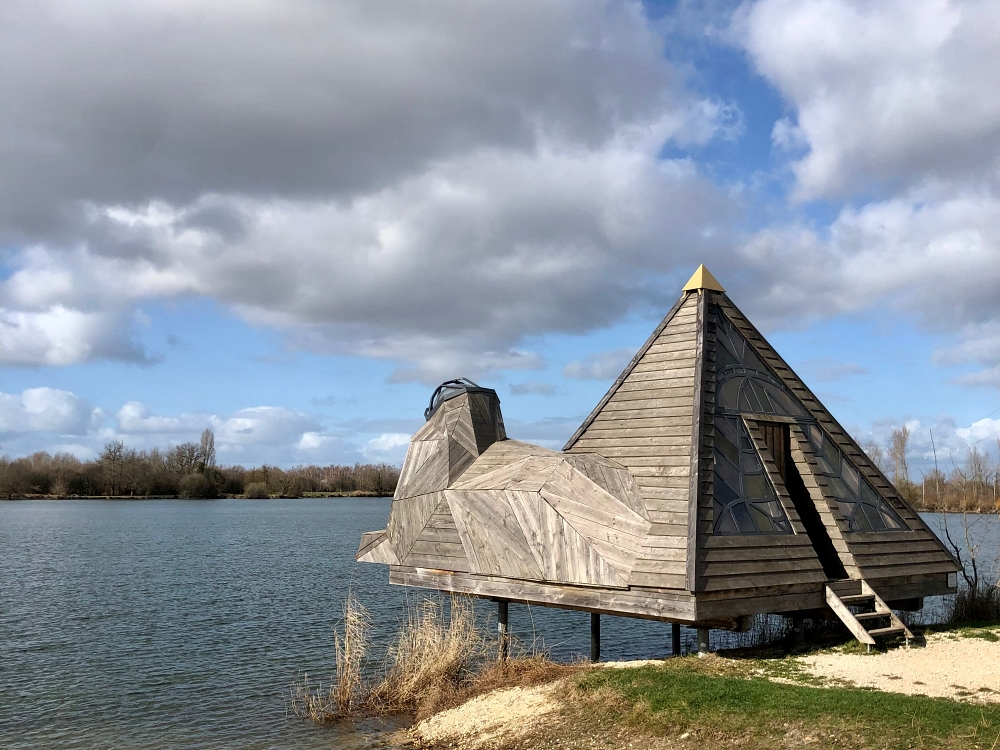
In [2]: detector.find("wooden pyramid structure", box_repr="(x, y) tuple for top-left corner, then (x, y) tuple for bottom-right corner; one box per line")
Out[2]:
(359, 266), (959, 637)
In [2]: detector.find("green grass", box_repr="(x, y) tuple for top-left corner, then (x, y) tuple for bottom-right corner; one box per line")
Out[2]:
(577, 659), (1000, 749)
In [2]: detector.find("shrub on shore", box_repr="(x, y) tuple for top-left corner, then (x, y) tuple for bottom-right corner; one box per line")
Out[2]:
(243, 482), (269, 499)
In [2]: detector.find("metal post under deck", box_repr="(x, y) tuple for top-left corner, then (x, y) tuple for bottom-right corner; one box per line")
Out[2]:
(497, 600), (509, 661)
(697, 627), (710, 656)
(590, 613), (601, 662)
(671, 622), (681, 657)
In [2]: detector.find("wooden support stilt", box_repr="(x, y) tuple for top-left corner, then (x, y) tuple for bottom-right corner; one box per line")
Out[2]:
(697, 627), (709, 656)
(671, 622), (681, 657)
(793, 617), (805, 647)
(590, 612), (601, 662)
(498, 600), (509, 661)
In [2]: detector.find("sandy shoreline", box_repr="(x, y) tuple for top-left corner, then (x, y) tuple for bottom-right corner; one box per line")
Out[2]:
(797, 631), (1000, 702)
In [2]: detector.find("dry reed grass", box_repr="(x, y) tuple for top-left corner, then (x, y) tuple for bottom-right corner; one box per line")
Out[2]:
(289, 593), (566, 724)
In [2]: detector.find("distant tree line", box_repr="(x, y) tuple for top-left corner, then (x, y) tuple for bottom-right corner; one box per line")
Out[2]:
(866, 426), (1000, 513)
(0, 430), (400, 499)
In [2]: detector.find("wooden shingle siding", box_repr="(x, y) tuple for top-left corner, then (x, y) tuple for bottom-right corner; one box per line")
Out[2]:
(565, 292), (701, 591)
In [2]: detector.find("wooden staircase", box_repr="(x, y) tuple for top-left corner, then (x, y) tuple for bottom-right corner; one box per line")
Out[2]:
(825, 580), (913, 651)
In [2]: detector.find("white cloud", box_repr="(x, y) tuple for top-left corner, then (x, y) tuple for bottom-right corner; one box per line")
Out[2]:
(731, 191), (1000, 385)
(0, 388), (99, 435)
(956, 417), (1000, 446)
(117, 401), (208, 434)
(363, 432), (412, 463)
(563, 348), (635, 380)
(740, 0), (1000, 199)
(0, 306), (154, 366)
(0, 0), (738, 376)
(2, 392), (361, 465)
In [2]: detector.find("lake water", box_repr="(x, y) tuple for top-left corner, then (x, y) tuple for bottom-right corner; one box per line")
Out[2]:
(2, 499), (998, 749)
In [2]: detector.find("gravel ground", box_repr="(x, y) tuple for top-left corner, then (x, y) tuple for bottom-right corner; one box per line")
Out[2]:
(798, 631), (1000, 702)
(412, 683), (564, 749)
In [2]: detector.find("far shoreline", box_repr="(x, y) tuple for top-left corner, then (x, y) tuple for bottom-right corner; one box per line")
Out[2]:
(0, 492), (393, 501)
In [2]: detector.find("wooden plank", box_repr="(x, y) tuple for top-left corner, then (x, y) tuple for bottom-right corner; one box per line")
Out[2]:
(702, 545), (820, 563)
(504, 489), (628, 588)
(853, 551), (956, 566)
(703, 534), (816, 549)
(386, 491), (445, 559)
(647, 522), (688, 537)
(631, 548), (686, 564)
(700, 570), (828, 591)
(627, 571), (688, 589)
(575, 423), (695, 437)
(696, 590), (827, 620)
(388, 566), (697, 621)
(590, 407), (694, 421)
(580, 447), (690, 459)
(826, 587), (875, 646)
(448, 490), (544, 581)
(572, 436), (692, 448)
(643, 497), (690, 513)
(625, 462), (692, 473)
(702, 557), (824, 576)
(632, 356), (694, 373)
(641, 534), (688, 549)
(615, 374), (694, 390)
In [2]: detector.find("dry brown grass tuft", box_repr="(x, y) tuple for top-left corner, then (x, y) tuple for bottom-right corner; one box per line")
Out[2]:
(372, 596), (488, 713)
(290, 593), (569, 724)
(288, 592), (372, 722)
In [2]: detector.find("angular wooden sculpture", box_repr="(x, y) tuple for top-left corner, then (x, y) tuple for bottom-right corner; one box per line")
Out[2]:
(358, 266), (960, 644)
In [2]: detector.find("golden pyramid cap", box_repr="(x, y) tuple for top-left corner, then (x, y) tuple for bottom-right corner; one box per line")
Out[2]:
(682, 264), (725, 292)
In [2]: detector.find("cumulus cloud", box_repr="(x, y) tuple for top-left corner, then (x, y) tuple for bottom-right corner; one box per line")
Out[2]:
(720, 1), (1000, 390)
(739, 0), (1000, 200)
(0, 388), (99, 435)
(0, 0), (738, 376)
(727, 191), (1000, 385)
(2, 392), (367, 465)
(563, 348), (635, 380)
(363, 433), (412, 463)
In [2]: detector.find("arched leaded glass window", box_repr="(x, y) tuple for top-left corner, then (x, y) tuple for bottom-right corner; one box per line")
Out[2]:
(713, 416), (792, 535)
(803, 425), (906, 532)
(714, 309), (808, 418)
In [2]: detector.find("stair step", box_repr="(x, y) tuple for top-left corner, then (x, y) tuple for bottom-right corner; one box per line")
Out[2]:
(868, 626), (906, 637)
(855, 611), (891, 622)
(840, 594), (876, 605)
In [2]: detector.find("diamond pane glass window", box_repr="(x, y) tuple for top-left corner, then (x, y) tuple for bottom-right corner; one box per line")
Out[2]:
(714, 309), (808, 418)
(712, 416), (792, 535)
(803, 425), (906, 532)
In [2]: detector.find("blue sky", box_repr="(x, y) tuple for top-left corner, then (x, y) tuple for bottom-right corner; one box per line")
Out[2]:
(2, 0), (999, 472)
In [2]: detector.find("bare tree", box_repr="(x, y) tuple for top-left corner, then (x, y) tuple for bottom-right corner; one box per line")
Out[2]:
(199, 429), (217, 470)
(889, 425), (910, 486)
(100, 440), (126, 496)
(863, 440), (888, 474)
